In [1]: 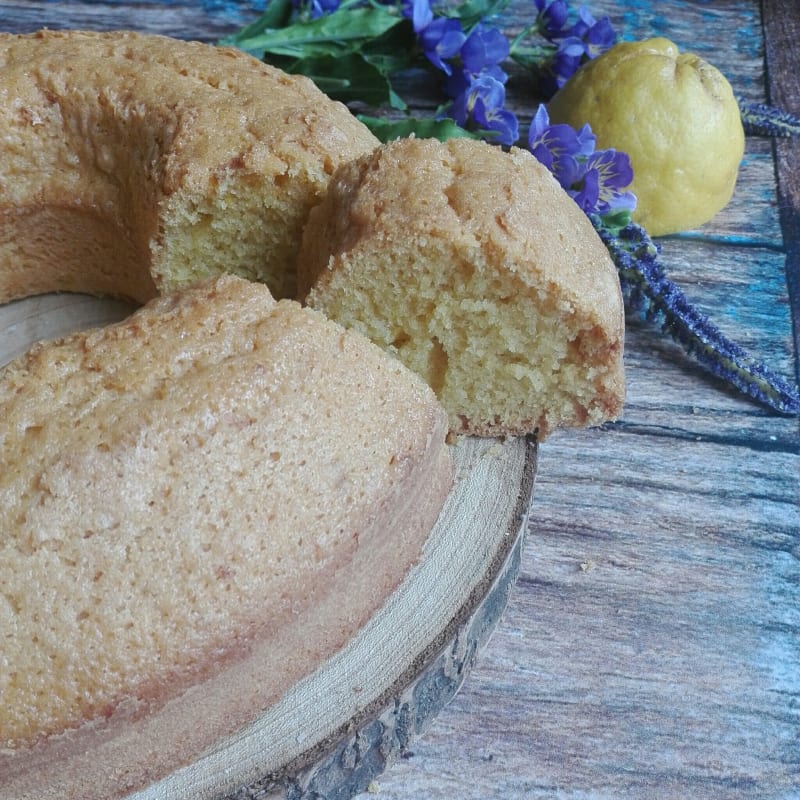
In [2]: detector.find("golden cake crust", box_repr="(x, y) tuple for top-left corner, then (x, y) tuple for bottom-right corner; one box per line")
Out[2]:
(0, 29), (378, 302)
(0, 275), (452, 798)
(298, 136), (626, 437)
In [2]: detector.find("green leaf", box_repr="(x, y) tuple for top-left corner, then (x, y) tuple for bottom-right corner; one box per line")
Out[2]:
(598, 209), (633, 236)
(220, 0), (295, 45)
(357, 114), (479, 142)
(360, 19), (419, 73)
(508, 42), (555, 70)
(226, 6), (404, 60)
(362, 48), (416, 75)
(285, 53), (407, 108)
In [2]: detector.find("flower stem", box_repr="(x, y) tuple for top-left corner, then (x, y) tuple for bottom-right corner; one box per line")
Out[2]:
(592, 217), (800, 415)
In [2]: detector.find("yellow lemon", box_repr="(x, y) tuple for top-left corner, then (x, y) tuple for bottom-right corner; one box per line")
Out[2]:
(547, 37), (744, 235)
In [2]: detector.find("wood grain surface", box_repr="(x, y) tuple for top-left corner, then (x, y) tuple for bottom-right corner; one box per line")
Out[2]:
(0, 1), (798, 799)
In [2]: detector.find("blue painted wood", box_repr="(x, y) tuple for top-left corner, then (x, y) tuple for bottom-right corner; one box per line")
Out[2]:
(0, 0), (262, 38)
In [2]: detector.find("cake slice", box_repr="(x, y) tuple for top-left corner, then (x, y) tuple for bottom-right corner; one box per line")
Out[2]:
(297, 136), (625, 438)
(0, 275), (452, 798)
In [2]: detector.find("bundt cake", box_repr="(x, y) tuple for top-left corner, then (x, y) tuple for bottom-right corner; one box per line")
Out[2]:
(297, 136), (626, 438)
(0, 275), (453, 798)
(0, 29), (379, 304)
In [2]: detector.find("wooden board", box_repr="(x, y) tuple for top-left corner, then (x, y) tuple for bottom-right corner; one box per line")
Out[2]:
(0, 293), (537, 800)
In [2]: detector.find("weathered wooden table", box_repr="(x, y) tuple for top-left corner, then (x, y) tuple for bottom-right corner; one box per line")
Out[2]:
(1, 1), (798, 798)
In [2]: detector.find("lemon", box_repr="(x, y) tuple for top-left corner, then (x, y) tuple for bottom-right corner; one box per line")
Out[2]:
(547, 37), (744, 235)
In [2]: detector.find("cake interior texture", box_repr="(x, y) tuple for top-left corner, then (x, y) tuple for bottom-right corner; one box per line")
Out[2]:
(298, 137), (625, 438)
(0, 30), (378, 305)
(0, 276), (452, 798)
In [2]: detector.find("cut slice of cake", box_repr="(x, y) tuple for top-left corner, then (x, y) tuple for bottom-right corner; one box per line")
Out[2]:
(297, 137), (625, 438)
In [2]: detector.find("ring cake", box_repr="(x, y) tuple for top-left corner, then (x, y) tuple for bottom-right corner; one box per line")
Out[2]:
(0, 22), (624, 798)
(0, 29), (379, 303)
(297, 136), (626, 438)
(0, 275), (452, 799)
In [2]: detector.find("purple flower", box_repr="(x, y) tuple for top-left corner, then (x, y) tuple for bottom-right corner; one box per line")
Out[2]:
(452, 73), (503, 124)
(473, 101), (519, 146)
(551, 35), (586, 87)
(533, 0), (570, 40)
(570, 7), (616, 59)
(570, 148), (636, 214)
(530, 5), (617, 89)
(418, 17), (466, 75)
(445, 62), (508, 100)
(402, 0), (433, 32)
(460, 24), (510, 75)
(527, 103), (635, 217)
(452, 73), (519, 145)
(527, 103), (595, 187)
(439, 22), (512, 103)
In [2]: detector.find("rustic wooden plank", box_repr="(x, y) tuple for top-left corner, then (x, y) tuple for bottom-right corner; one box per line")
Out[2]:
(594, 0), (765, 98)
(649, 238), (795, 379)
(366, 388), (798, 800)
(762, 0), (800, 377)
(615, 324), (800, 441)
(363, 461), (800, 797)
(0, 0), (260, 38)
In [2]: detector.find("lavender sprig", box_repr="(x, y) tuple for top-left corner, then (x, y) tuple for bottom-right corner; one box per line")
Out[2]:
(593, 218), (800, 415)
(739, 98), (800, 138)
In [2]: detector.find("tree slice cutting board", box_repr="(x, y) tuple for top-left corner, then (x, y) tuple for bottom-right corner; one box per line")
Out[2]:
(0, 293), (538, 800)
